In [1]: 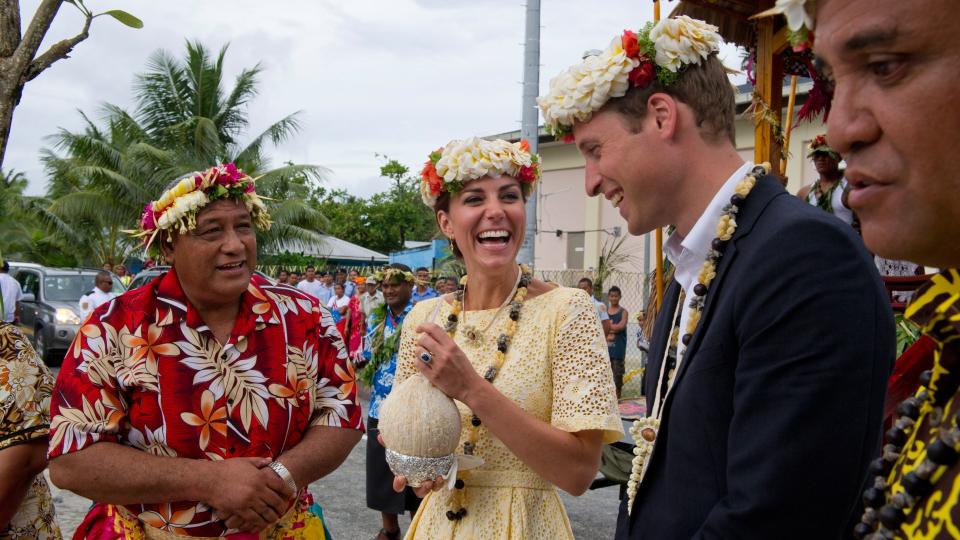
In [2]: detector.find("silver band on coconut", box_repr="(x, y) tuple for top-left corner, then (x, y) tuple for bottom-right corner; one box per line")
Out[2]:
(384, 448), (456, 487)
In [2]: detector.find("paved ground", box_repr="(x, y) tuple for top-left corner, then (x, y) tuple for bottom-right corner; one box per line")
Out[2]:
(46, 381), (622, 539)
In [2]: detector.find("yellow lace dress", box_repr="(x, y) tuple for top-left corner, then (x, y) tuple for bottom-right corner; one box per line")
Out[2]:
(395, 287), (623, 540)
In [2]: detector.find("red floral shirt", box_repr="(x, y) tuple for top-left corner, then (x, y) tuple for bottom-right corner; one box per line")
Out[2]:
(48, 269), (363, 536)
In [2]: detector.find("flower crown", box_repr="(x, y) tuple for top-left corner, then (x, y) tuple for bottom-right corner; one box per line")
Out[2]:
(538, 15), (722, 141)
(373, 267), (416, 285)
(133, 163), (272, 253)
(420, 137), (540, 208)
(807, 134), (839, 159)
(753, 0), (815, 50)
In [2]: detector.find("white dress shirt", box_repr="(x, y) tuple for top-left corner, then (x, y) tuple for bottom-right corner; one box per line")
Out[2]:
(665, 161), (753, 362)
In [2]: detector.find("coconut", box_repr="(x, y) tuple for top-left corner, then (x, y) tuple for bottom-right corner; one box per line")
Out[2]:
(379, 374), (462, 457)
(379, 374), (462, 486)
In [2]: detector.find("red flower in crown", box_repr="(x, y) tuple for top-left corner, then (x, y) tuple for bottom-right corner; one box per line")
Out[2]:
(629, 62), (656, 88)
(518, 165), (537, 183)
(622, 30), (640, 59)
(140, 203), (157, 231)
(421, 161), (443, 196)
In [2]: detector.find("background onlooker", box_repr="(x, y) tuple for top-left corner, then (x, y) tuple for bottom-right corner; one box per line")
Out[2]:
(113, 264), (132, 287)
(276, 269), (289, 285)
(288, 271), (300, 287)
(411, 267), (438, 303)
(360, 277), (385, 318)
(345, 269), (359, 297)
(606, 286), (628, 399)
(297, 265), (326, 301)
(796, 135), (855, 226)
(578, 277), (610, 334)
(0, 261), (22, 323)
(78, 271), (117, 320)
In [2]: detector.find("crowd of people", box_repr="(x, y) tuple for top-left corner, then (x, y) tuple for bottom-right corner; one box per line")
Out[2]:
(1, 1), (958, 539)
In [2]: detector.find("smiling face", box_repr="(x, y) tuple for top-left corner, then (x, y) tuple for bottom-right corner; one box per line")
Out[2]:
(573, 107), (680, 236)
(437, 176), (526, 274)
(816, 0), (960, 266)
(162, 199), (256, 311)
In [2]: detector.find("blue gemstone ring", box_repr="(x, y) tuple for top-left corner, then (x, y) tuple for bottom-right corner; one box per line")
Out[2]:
(419, 351), (433, 364)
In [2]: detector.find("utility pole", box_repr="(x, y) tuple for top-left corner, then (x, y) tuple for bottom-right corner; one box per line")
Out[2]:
(517, 0), (540, 267)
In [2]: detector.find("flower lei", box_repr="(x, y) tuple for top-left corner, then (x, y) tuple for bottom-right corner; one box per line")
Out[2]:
(359, 302), (406, 386)
(132, 163), (271, 253)
(625, 165), (766, 513)
(440, 264), (532, 521)
(538, 15), (722, 141)
(420, 138), (540, 208)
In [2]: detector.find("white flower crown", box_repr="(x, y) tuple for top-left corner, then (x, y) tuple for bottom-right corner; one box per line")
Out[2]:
(537, 16), (722, 140)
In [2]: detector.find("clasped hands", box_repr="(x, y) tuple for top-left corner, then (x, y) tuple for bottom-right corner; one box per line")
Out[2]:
(200, 457), (295, 533)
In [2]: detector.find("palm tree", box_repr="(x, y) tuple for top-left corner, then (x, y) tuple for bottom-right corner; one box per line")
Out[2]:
(40, 40), (328, 264)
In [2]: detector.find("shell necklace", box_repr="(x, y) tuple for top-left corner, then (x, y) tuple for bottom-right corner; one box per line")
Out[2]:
(441, 263), (532, 521)
(459, 268), (523, 343)
(626, 165), (765, 513)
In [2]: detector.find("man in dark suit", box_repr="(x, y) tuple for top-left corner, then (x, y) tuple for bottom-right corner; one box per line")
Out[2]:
(539, 15), (894, 539)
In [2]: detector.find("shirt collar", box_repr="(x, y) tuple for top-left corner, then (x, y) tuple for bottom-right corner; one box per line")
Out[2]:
(154, 268), (282, 331)
(666, 161), (753, 291)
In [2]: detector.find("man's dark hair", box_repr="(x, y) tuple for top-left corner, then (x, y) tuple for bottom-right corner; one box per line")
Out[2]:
(0, 261), (8, 273)
(416, 267), (429, 273)
(96, 270), (112, 282)
(605, 55), (736, 146)
(578, 277), (593, 288)
(305, 265), (316, 272)
(609, 285), (622, 295)
(290, 271), (300, 276)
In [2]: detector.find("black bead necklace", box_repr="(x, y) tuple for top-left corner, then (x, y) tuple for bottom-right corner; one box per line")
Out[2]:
(853, 368), (960, 539)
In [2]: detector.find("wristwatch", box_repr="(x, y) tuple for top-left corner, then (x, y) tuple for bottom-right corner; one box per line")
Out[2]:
(267, 460), (298, 494)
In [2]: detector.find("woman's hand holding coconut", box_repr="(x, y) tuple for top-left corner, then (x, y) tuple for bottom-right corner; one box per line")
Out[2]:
(413, 322), (485, 403)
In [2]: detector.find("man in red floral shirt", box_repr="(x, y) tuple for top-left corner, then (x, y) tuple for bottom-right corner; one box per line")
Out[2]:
(47, 164), (363, 539)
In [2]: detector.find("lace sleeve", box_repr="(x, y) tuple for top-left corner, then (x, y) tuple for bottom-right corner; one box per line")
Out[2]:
(550, 289), (623, 443)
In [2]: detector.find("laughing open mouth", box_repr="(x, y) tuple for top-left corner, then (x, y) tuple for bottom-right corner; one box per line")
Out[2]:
(477, 230), (511, 246)
(217, 261), (245, 270)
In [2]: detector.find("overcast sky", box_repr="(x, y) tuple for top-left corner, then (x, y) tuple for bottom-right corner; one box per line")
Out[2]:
(8, 0), (742, 197)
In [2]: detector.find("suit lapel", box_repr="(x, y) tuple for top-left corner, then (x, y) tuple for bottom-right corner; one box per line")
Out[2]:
(663, 176), (785, 396)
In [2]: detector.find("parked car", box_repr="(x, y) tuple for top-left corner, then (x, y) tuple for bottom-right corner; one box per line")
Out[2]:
(128, 265), (273, 291)
(11, 265), (127, 365)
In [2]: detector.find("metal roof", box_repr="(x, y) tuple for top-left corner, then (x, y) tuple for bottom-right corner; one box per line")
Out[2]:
(274, 234), (388, 262)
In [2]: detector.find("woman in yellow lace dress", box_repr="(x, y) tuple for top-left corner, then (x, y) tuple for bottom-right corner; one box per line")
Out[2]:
(390, 138), (622, 539)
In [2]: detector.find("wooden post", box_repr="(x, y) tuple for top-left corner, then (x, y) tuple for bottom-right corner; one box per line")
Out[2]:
(780, 75), (799, 176)
(653, 0), (664, 310)
(753, 15), (783, 173)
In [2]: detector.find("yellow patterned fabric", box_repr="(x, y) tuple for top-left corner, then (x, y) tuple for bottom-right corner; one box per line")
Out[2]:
(395, 287), (622, 540)
(0, 323), (61, 540)
(887, 269), (960, 539)
(98, 496), (327, 540)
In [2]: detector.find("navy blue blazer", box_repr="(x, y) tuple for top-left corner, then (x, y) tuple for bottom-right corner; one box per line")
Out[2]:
(616, 176), (895, 539)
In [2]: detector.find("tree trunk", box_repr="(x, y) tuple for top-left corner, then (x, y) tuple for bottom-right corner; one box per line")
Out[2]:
(0, 64), (23, 168)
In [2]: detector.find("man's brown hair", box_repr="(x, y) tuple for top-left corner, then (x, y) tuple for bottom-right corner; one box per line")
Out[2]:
(605, 55), (736, 145)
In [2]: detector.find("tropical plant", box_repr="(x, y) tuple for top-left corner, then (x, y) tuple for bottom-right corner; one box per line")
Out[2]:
(594, 233), (636, 299)
(39, 41), (328, 265)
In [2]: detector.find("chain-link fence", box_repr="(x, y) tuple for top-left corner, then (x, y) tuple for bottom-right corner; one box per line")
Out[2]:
(536, 269), (651, 399)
